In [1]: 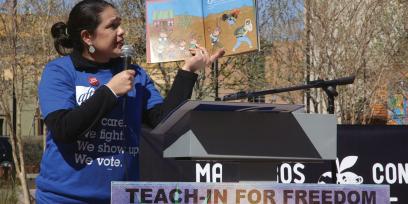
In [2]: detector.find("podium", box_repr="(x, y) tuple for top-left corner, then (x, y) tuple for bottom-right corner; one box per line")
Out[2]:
(152, 100), (336, 161)
(129, 103), (393, 203)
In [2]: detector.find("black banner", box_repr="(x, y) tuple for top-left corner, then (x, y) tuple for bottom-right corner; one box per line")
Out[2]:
(294, 125), (408, 203)
(140, 125), (408, 203)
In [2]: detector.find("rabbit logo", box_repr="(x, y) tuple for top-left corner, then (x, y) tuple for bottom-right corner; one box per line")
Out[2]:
(318, 156), (364, 184)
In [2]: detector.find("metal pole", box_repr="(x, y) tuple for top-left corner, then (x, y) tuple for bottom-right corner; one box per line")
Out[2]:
(305, 0), (312, 113)
(212, 59), (220, 101)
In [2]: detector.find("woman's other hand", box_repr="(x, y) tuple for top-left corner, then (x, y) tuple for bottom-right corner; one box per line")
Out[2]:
(182, 46), (225, 73)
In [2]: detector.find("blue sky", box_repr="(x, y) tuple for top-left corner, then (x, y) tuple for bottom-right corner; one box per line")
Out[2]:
(146, 0), (203, 24)
(146, 0), (256, 24)
(204, 0), (254, 17)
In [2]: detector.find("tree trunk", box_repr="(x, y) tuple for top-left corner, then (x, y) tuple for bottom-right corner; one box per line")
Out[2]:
(10, 0), (31, 203)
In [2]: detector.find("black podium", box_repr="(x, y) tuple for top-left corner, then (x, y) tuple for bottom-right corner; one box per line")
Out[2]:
(152, 100), (336, 161)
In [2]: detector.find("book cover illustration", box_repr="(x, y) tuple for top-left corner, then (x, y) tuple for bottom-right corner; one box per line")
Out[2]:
(146, 0), (259, 63)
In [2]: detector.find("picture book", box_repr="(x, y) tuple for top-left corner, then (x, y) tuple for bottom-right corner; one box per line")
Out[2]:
(146, 0), (259, 63)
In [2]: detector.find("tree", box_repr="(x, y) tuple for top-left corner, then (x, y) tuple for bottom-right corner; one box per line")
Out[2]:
(0, 0), (31, 202)
(256, 0), (408, 124)
(0, 0), (67, 202)
(305, 0), (408, 124)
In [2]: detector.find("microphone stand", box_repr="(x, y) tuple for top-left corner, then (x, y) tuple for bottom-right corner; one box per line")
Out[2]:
(212, 59), (221, 101)
(223, 76), (355, 184)
(222, 76), (355, 114)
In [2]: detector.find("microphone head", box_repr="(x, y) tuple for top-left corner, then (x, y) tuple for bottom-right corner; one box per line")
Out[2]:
(121, 44), (135, 57)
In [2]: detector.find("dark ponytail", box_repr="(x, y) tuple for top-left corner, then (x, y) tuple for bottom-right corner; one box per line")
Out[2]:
(51, 22), (73, 55)
(51, 0), (115, 55)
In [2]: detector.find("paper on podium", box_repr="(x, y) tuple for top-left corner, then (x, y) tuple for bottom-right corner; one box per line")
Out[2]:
(151, 100), (304, 135)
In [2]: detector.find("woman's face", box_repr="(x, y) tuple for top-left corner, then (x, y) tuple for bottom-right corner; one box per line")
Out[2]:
(91, 6), (125, 59)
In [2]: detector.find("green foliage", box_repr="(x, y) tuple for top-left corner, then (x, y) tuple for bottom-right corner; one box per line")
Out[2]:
(22, 138), (42, 173)
(0, 180), (18, 204)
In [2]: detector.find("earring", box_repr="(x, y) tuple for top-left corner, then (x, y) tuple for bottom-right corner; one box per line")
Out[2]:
(89, 45), (96, 54)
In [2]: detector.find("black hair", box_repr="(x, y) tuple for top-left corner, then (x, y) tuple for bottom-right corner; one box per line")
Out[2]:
(222, 14), (229, 21)
(51, 0), (115, 55)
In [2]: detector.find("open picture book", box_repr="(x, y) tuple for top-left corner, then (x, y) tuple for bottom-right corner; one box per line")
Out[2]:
(146, 0), (259, 63)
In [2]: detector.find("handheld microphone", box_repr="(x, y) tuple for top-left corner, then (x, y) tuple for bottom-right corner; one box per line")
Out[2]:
(121, 44), (135, 70)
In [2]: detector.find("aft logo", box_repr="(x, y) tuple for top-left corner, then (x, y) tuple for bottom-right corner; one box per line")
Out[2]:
(318, 156), (364, 184)
(76, 86), (95, 105)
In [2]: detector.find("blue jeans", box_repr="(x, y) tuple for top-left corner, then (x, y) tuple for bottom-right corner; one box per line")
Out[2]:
(233, 36), (252, 51)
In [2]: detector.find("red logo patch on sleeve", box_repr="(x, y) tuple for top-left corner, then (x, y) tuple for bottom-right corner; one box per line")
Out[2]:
(88, 76), (99, 86)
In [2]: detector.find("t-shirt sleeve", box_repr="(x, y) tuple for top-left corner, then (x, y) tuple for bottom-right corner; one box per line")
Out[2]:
(142, 70), (163, 110)
(38, 62), (76, 118)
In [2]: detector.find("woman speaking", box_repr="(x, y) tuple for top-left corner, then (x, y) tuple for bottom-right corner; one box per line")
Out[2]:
(36, 0), (224, 203)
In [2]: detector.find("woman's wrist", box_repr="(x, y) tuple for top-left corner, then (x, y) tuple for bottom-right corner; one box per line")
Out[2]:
(181, 64), (194, 72)
(104, 84), (119, 98)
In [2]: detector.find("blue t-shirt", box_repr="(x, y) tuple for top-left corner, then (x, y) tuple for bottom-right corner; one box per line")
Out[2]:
(36, 56), (163, 203)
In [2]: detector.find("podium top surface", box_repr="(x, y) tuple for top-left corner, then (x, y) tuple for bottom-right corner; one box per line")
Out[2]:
(151, 100), (304, 134)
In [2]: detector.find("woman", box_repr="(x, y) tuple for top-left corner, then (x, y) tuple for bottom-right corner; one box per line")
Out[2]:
(36, 0), (224, 203)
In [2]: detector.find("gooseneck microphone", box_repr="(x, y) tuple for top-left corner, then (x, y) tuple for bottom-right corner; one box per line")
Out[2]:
(222, 76), (356, 101)
(121, 44), (135, 70)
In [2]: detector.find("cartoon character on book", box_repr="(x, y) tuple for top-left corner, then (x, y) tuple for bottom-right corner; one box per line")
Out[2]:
(222, 9), (240, 25)
(168, 42), (177, 59)
(189, 34), (199, 49)
(157, 44), (165, 60)
(178, 40), (190, 56)
(155, 30), (170, 60)
(179, 40), (186, 51)
(158, 31), (168, 45)
(232, 18), (253, 52)
(209, 26), (223, 51)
